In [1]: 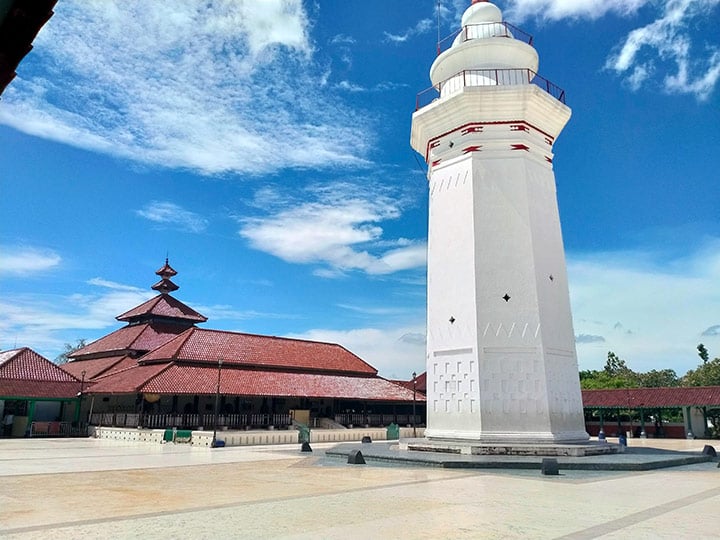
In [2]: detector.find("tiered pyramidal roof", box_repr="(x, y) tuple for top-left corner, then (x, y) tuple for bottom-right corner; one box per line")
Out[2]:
(63, 260), (206, 380)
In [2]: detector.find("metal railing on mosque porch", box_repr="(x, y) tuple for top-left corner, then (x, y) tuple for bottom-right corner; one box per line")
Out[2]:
(334, 413), (422, 427)
(28, 421), (88, 437)
(89, 412), (292, 430)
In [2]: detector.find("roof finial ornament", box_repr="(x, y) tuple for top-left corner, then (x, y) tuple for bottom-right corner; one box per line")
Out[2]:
(152, 258), (179, 294)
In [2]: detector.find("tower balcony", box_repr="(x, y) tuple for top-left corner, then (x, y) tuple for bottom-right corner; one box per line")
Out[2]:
(437, 21), (534, 55)
(415, 68), (566, 111)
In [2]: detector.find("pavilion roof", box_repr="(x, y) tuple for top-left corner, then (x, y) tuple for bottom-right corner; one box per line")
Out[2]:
(0, 347), (81, 399)
(88, 362), (422, 402)
(582, 387), (720, 408)
(139, 328), (378, 375)
(116, 294), (207, 323)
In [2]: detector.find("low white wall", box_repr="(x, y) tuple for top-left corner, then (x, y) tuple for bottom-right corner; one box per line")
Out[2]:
(90, 426), (426, 447)
(91, 426), (165, 444)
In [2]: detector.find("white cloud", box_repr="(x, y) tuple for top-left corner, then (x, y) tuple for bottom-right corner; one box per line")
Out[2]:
(0, 287), (154, 358)
(287, 325), (426, 379)
(505, 0), (648, 21)
(86, 278), (143, 292)
(569, 237), (720, 374)
(505, 0), (720, 100)
(604, 0), (720, 100)
(0, 0), (372, 175)
(0, 246), (61, 276)
(238, 183), (427, 276)
(136, 201), (208, 233)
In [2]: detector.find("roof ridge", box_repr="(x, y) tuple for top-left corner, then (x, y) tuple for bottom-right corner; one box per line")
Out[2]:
(172, 327), (196, 360)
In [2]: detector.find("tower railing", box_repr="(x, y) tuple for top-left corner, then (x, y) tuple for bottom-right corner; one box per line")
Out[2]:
(415, 68), (566, 110)
(436, 22), (533, 54)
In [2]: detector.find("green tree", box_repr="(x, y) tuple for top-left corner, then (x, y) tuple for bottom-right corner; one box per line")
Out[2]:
(683, 357), (720, 387)
(697, 343), (709, 364)
(639, 369), (679, 388)
(579, 352), (641, 389)
(604, 351), (640, 386)
(54, 339), (87, 365)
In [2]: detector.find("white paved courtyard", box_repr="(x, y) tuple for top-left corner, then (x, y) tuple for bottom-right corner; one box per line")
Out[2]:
(0, 437), (718, 539)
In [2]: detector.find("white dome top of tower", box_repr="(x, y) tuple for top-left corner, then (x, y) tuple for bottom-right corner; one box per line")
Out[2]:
(429, 0), (539, 87)
(461, 0), (502, 26)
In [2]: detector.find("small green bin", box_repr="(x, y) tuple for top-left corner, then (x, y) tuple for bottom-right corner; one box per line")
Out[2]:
(386, 423), (400, 440)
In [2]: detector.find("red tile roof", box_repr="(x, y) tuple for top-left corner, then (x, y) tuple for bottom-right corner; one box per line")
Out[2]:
(0, 348), (81, 399)
(155, 259), (177, 277)
(89, 362), (423, 401)
(116, 294), (207, 323)
(62, 355), (131, 380)
(69, 322), (189, 359)
(1, 348), (79, 382)
(582, 387), (720, 408)
(88, 363), (171, 394)
(392, 371), (427, 394)
(140, 328), (378, 375)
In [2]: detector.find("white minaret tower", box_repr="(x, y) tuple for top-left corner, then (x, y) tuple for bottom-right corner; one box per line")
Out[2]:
(411, 0), (589, 444)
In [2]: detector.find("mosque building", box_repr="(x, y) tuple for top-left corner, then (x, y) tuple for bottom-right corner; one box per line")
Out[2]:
(59, 260), (424, 432)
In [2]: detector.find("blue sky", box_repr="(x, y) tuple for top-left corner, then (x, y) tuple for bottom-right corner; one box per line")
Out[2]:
(1, 0), (719, 379)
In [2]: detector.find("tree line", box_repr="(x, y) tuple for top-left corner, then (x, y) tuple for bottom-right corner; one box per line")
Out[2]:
(580, 345), (720, 389)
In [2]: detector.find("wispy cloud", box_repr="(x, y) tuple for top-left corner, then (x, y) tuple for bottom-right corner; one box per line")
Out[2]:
(194, 304), (300, 322)
(238, 182), (426, 277)
(0, 0), (372, 175)
(0, 246), (61, 276)
(87, 278), (144, 292)
(136, 201), (208, 233)
(336, 303), (413, 317)
(0, 287), (154, 356)
(506, 0), (720, 100)
(384, 18), (434, 43)
(334, 80), (409, 93)
(330, 34), (356, 45)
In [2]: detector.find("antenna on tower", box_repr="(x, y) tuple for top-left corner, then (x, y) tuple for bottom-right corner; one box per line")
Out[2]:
(436, 0), (441, 55)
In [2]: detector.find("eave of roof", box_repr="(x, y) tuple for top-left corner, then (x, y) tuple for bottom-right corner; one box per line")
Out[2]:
(0, 379), (81, 399)
(139, 365), (424, 401)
